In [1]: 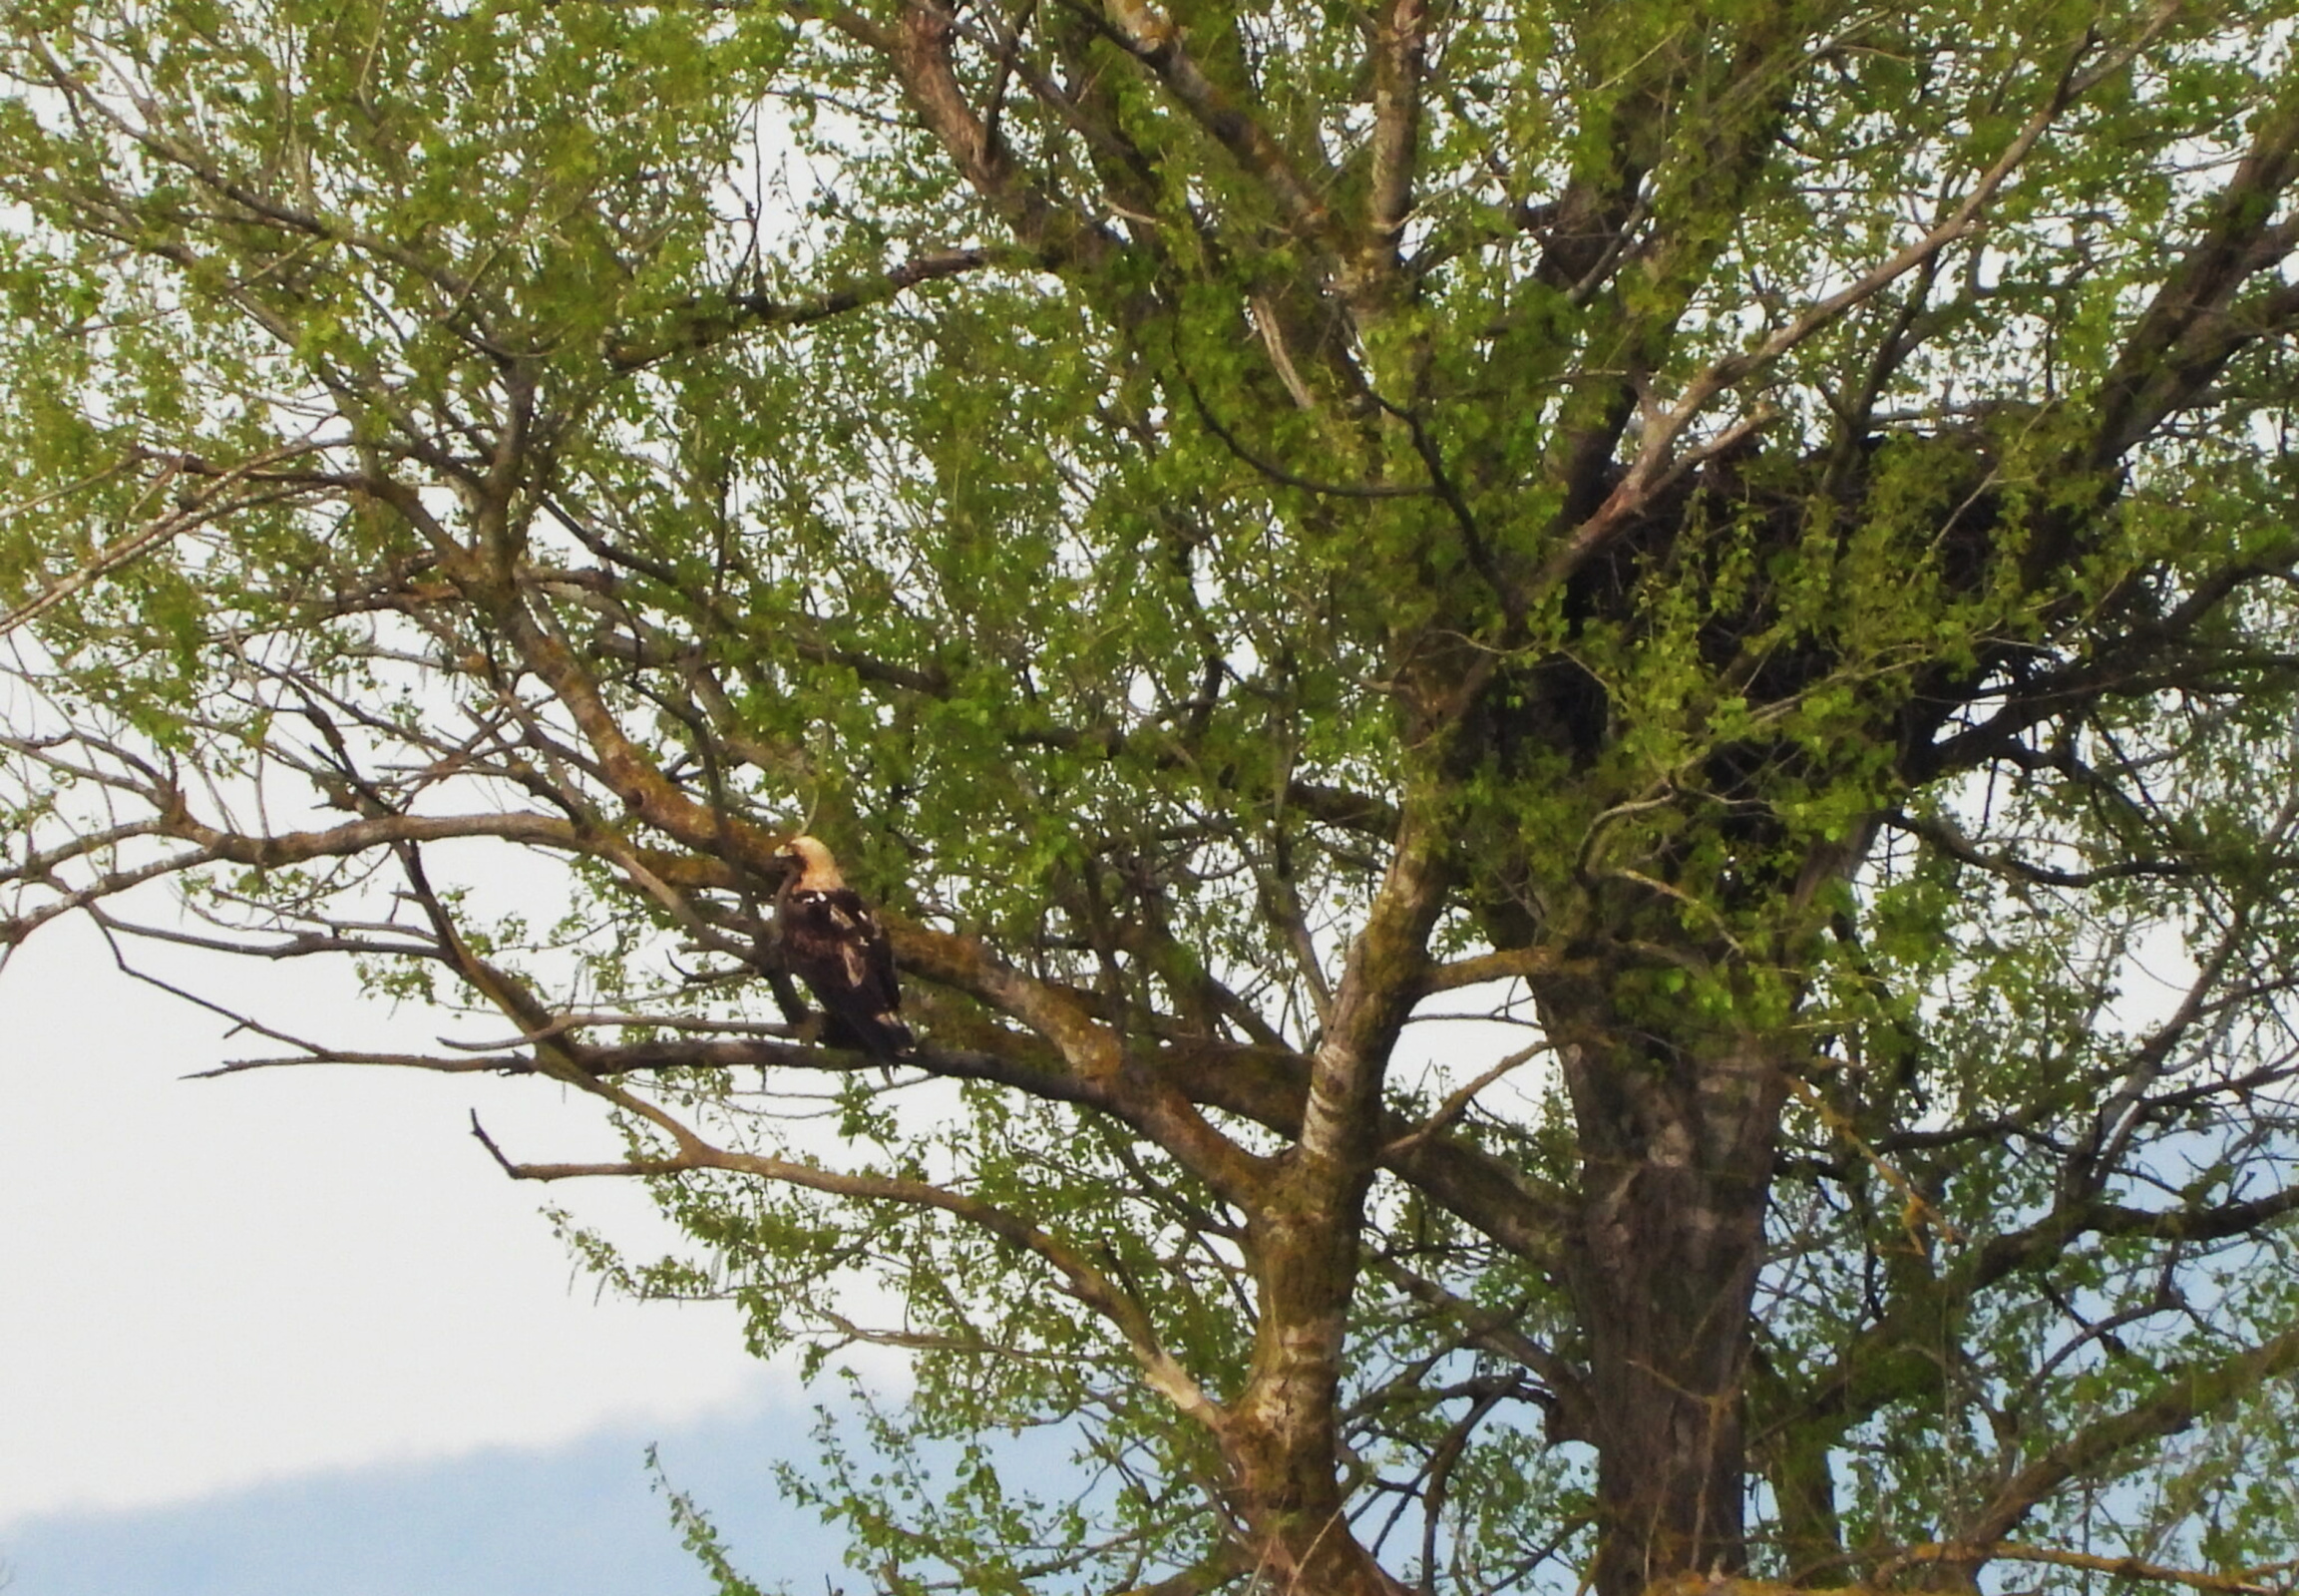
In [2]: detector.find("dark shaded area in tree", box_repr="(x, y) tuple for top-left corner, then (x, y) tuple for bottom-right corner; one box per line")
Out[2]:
(6, 3), (2299, 1593)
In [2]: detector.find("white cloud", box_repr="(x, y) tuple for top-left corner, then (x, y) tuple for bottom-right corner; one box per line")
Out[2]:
(0, 917), (779, 1525)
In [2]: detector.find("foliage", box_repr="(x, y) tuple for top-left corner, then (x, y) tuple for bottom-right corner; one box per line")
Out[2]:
(6, 1), (2299, 1592)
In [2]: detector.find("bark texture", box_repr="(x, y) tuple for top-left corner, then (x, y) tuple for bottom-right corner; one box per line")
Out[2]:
(1548, 979), (1790, 1594)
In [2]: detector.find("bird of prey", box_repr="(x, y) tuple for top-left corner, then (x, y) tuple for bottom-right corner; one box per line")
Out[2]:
(772, 834), (916, 1061)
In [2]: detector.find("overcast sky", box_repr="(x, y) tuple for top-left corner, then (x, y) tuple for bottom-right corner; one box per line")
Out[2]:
(0, 912), (863, 1587)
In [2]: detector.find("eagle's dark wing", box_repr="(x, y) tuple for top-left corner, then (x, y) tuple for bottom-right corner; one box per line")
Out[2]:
(779, 887), (916, 1058)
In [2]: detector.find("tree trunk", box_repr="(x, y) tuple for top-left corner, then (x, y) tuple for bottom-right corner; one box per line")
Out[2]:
(1209, 813), (1448, 1594)
(1227, 1190), (1413, 1595)
(1553, 997), (1788, 1596)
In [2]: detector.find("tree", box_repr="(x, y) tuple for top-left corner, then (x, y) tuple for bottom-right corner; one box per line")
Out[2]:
(5, 1), (2299, 1591)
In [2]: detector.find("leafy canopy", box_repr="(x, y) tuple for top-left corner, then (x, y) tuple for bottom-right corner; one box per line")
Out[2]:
(6, 1), (2299, 1593)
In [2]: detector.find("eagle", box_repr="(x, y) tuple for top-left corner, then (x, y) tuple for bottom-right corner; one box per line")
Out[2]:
(772, 834), (916, 1061)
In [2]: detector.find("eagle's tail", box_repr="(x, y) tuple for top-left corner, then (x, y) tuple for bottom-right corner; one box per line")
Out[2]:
(824, 1009), (917, 1060)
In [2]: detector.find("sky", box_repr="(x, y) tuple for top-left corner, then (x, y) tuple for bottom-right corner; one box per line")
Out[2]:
(4, 1397), (850, 1596)
(0, 912), (864, 1590)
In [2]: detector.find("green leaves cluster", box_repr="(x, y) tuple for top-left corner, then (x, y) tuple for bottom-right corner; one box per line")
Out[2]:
(6, 0), (2299, 1590)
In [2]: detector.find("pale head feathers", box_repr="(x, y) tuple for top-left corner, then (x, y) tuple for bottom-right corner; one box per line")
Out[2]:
(776, 834), (848, 892)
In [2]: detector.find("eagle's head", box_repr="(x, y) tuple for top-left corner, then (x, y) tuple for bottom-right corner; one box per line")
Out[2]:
(774, 833), (847, 892)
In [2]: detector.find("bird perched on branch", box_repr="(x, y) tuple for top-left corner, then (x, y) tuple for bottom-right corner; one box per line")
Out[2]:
(772, 834), (916, 1062)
